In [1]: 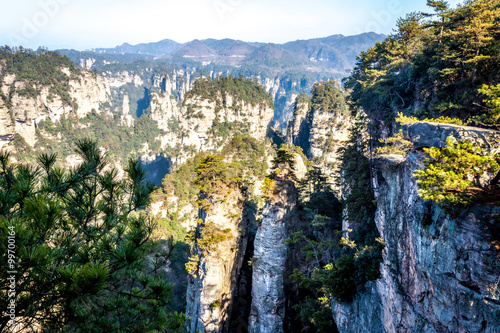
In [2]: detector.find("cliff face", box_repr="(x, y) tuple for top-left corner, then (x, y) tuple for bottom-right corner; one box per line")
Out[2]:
(287, 88), (352, 193)
(184, 154), (306, 333)
(150, 87), (274, 160)
(286, 98), (310, 149)
(249, 182), (299, 333)
(333, 123), (500, 333)
(185, 191), (250, 333)
(307, 106), (351, 177)
(0, 70), (108, 147)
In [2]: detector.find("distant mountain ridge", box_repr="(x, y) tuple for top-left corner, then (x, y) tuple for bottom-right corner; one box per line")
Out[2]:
(94, 39), (181, 56)
(89, 32), (385, 72)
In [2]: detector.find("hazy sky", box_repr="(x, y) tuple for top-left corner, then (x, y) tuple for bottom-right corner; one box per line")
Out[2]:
(0, 0), (463, 50)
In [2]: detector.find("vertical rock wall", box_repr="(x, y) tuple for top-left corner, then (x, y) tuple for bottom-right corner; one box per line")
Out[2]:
(332, 123), (500, 333)
(186, 191), (250, 333)
(249, 182), (299, 333)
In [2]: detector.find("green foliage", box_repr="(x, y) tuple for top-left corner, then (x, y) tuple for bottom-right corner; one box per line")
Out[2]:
(260, 177), (276, 198)
(345, 0), (500, 125)
(315, 255), (356, 302)
(298, 167), (341, 225)
(375, 129), (414, 157)
(24, 112), (164, 165)
(295, 93), (311, 106)
(338, 118), (378, 245)
(185, 254), (200, 278)
(0, 140), (184, 332)
(12, 133), (33, 154)
(197, 222), (233, 253)
(195, 154), (235, 201)
(396, 112), (470, 125)
(354, 238), (386, 281)
(162, 153), (203, 207)
(478, 84), (500, 125)
(414, 136), (499, 206)
(0, 47), (80, 105)
(289, 230), (384, 304)
(161, 135), (268, 211)
(311, 81), (348, 117)
(292, 297), (336, 333)
(271, 144), (297, 182)
(208, 119), (249, 144)
(221, 135), (268, 179)
(184, 74), (274, 108)
(290, 143), (382, 330)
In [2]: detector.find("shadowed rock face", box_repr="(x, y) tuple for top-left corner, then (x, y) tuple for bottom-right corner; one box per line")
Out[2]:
(333, 123), (500, 333)
(249, 205), (288, 333)
(185, 191), (249, 333)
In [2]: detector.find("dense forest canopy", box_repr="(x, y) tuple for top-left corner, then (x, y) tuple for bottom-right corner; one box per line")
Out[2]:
(184, 74), (274, 108)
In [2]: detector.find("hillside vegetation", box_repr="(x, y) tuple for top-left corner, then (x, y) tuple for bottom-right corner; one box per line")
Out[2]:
(0, 47), (80, 105)
(345, 0), (500, 126)
(184, 74), (274, 108)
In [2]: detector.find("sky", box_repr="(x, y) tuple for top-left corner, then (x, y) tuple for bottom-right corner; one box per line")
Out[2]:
(0, 0), (463, 50)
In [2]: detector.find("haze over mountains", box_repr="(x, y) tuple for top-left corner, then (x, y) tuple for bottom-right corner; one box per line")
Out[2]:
(56, 32), (385, 130)
(67, 32), (385, 73)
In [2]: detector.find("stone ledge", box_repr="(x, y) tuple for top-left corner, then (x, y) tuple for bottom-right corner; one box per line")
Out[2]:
(402, 122), (500, 153)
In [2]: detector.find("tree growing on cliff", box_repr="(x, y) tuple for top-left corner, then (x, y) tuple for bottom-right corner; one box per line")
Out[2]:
(344, 0), (500, 124)
(0, 139), (185, 332)
(478, 84), (500, 125)
(271, 144), (297, 181)
(414, 136), (499, 206)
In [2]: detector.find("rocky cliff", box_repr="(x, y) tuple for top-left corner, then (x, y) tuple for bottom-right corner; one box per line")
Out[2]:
(332, 122), (500, 333)
(286, 95), (310, 149)
(151, 91), (273, 157)
(287, 82), (352, 193)
(185, 190), (249, 333)
(307, 104), (351, 184)
(183, 151), (307, 333)
(248, 181), (299, 333)
(0, 70), (108, 147)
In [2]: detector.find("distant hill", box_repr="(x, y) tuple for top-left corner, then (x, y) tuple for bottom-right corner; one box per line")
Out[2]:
(66, 33), (385, 73)
(282, 32), (386, 72)
(94, 39), (181, 56)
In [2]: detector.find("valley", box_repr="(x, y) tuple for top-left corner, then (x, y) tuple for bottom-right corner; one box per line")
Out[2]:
(1, 1), (500, 332)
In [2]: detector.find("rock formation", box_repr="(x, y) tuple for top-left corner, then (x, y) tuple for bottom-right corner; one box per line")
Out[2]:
(332, 122), (500, 333)
(186, 191), (249, 333)
(248, 182), (299, 333)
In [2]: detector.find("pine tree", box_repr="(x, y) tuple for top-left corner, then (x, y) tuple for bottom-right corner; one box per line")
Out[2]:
(414, 136), (499, 206)
(0, 139), (184, 332)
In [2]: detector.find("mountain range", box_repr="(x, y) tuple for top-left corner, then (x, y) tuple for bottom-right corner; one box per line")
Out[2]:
(86, 32), (385, 73)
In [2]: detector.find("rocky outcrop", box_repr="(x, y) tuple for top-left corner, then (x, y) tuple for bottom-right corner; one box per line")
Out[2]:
(333, 123), (500, 333)
(249, 181), (300, 333)
(287, 90), (352, 193)
(186, 191), (250, 333)
(308, 107), (351, 179)
(150, 91), (274, 161)
(403, 122), (500, 152)
(0, 70), (108, 147)
(100, 70), (143, 90)
(0, 97), (14, 147)
(286, 97), (310, 149)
